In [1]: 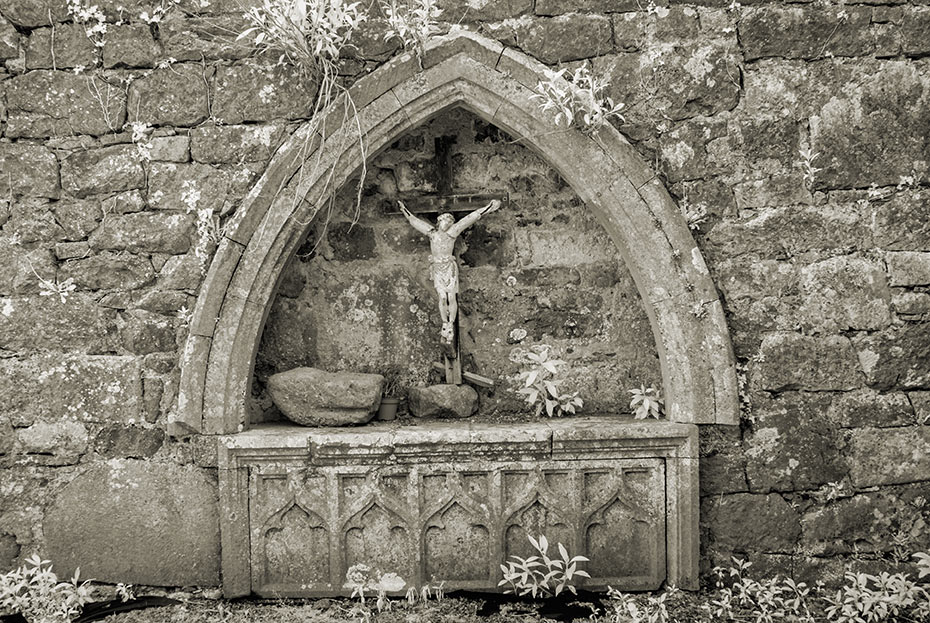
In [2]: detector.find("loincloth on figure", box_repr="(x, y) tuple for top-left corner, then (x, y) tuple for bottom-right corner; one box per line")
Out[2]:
(429, 254), (459, 296)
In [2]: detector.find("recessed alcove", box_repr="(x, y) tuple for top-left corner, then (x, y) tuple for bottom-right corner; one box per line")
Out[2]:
(172, 30), (739, 598)
(253, 108), (662, 423)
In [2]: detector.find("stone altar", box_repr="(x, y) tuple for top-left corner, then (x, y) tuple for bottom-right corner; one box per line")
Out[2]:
(217, 418), (698, 597)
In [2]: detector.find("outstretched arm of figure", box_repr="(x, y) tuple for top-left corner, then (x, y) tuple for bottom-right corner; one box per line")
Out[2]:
(446, 199), (501, 238)
(398, 200), (434, 236)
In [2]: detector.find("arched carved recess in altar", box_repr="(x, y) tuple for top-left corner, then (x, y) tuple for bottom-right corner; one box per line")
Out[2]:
(170, 30), (739, 437)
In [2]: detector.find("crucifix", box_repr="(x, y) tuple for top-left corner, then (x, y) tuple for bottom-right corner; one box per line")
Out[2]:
(392, 135), (507, 386)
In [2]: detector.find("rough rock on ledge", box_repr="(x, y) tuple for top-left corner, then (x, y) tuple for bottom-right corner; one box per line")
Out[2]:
(408, 384), (478, 419)
(267, 367), (384, 426)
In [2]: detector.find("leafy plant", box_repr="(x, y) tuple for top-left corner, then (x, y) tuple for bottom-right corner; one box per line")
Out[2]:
(799, 145), (821, 191)
(498, 534), (590, 598)
(343, 563), (405, 611)
(709, 558), (819, 623)
(606, 586), (678, 623)
(380, 0), (442, 58)
(515, 345), (583, 417)
(239, 0), (366, 76)
(706, 553), (930, 623)
(379, 365), (406, 398)
(238, 0), (371, 246)
(629, 384), (663, 419)
(823, 569), (930, 623)
(532, 65), (625, 133)
(0, 554), (92, 623)
(67, 0), (107, 49)
(403, 579), (445, 605)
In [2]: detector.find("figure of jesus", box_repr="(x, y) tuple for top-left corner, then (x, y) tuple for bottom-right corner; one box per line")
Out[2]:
(398, 199), (502, 346)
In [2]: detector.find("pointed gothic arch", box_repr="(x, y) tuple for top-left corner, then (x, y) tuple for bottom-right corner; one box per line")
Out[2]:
(170, 30), (738, 436)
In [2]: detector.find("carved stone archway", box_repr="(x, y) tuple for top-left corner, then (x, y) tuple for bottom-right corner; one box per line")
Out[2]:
(170, 30), (738, 437)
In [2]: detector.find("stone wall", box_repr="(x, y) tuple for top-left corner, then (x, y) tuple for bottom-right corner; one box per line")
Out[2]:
(0, 0), (928, 588)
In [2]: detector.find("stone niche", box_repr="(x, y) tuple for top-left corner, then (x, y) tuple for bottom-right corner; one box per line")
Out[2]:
(253, 109), (662, 422)
(194, 32), (739, 599)
(220, 110), (700, 596)
(218, 419), (697, 596)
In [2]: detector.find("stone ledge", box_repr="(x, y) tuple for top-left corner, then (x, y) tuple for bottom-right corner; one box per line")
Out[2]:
(219, 417), (698, 465)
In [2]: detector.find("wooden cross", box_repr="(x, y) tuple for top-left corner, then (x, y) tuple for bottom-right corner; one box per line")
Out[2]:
(386, 135), (510, 216)
(391, 135), (505, 388)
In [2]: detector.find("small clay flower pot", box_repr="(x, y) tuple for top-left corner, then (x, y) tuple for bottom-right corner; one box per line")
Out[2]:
(376, 397), (400, 421)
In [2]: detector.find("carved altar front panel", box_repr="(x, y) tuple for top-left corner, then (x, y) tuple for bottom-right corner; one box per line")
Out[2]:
(218, 419), (698, 597)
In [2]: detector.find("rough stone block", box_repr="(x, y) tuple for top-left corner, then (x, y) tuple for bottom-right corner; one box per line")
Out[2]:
(743, 393), (846, 493)
(212, 61), (317, 124)
(158, 14), (251, 62)
(593, 40), (739, 122)
(147, 162), (230, 213)
(873, 189), (930, 251)
(0, 294), (119, 353)
(699, 427), (748, 495)
(102, 24), (157, 68)
(910, 391), (930, 424)
(845, 427), (930, 487)
(517, 14), (612, 64)
(135, 290), (191, 314)
(127, 63), (212, 126)
(797, 256), (890, 332)
(175, 0), (262, 13)
(54, 241), (89, 260)
(408, 384), (478, 419)
(43, 460), (220, 586)
(59, 252), (154, 290)
(706, 204), (868, 263)
(658, 116), (728, 183)
(52, 198), (102, 241)
(703, 493), (801, 553)
(327, 222), (377, 261)
(740, 6), (873, 61)
(902, 7), (930, 57)
(118, 309), (178, 355)
(0, 532), (19, 571)
(2, 0), (69, 28)
(5, 71), (126, 138)
(801, 494), (892, 555)
(886, 251), (930, 286)
(535, 0), (637, 15)
(0, 16), (21, 60)
(0, 355), (142, 426)
(93, 425), (164, 458)
(61, 145), (145, 198)
(25, 23), (97, 69)
(755, 333), (862, 392)
(149, 135), (190, 162)
(5, 198), (64, 242)
(0, 143), (60, 199)
(811, 61), (930, 189)
(828, 388), (915, 428)
(435, 0), (531, 21)
(16, 420), (88, 464)
(102, 189), (146, 214)
(191, 123), (287, 164)
(157, 253), (203, 290)
(892, 291), (930, 316)
(0, 242), (56, 295)
(266, 367), (383, 426)
(854, 325), (930, 390)
(89, 212), (194, 254)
